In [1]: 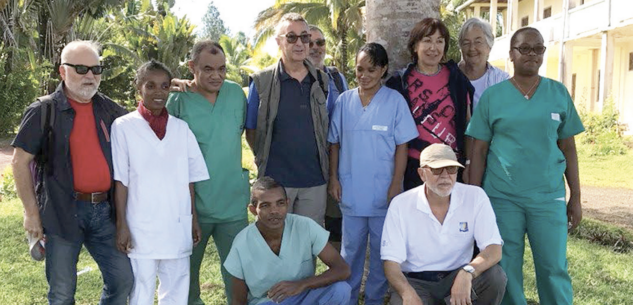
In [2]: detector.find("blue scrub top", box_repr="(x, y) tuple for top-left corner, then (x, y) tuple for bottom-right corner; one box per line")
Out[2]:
(328, 86), (419, 216)
(466, 78), (585, 203)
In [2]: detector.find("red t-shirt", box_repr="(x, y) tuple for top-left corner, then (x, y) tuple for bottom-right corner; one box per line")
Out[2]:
(68, 98), (111, 193)
(406, 66), (459, 159)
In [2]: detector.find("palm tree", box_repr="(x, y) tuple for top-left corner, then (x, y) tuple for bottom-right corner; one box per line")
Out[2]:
(253, 0), (364, 76)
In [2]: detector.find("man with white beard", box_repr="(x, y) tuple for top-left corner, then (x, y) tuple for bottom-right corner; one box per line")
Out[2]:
(11, 40), (132, 304)
(381, 144), (506, 305)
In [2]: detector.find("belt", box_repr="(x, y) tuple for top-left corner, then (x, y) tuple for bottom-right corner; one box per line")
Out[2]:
(74, 191), (108, 203)
(405, 270), (454, 282)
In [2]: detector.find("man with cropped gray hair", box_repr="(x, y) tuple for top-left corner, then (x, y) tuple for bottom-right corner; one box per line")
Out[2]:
(245, 13), (330, 226)
(12, 40), (132, 304)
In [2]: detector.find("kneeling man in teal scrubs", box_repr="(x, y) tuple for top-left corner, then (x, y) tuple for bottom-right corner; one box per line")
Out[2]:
(224, 177), (351, 305)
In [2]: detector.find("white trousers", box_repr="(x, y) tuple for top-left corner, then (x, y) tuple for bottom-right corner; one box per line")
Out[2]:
(130, 257), (190, 305)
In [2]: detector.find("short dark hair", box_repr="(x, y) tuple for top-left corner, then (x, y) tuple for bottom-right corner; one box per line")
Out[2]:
(357, 42), (389, 78)
(407, 18), (450, 63)
(250, 176), (287, 206)
(510, 27), (542, 47)
(191, 40), (225, 63)
(135, 59), (173, 87)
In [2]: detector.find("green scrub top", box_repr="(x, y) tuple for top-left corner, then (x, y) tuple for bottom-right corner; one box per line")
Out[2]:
(465, 78), (584, 203)
(224, 214), (329, 305)
(166, 80), (250, 223)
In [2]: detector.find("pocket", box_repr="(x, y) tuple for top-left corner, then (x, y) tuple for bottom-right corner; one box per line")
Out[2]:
(177, 214), (193, 253)
(373, 177), (392, 209)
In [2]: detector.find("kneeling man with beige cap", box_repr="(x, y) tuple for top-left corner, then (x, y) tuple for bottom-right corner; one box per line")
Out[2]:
(381, 143), (507, 305)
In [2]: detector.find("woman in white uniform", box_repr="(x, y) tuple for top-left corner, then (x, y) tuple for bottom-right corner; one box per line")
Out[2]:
(328, 43), (419, 305)
(111, 60), (209, 305)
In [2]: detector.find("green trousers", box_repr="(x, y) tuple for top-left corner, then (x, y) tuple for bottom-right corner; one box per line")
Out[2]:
(188, 219), (248, 305)
(492, 197), (573, 305)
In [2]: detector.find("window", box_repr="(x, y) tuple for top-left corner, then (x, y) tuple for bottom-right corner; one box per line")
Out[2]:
(629, 52), (633, 71)
(543, 7), (552, 19)
(521, 16), (529, 27)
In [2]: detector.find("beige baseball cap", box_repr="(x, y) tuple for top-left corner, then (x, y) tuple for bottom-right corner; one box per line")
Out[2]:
(419, 144), (464, 168)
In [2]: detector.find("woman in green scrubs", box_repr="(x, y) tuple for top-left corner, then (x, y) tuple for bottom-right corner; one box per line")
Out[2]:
(466, 27), (584, 305)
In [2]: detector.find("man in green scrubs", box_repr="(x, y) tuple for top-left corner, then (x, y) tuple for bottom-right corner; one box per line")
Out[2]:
(166, 40), (250, 305)
(466, 28), (584, 305)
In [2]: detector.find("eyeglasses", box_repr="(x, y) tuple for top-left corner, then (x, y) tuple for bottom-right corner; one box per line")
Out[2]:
(62, 63), (104, 75)
(279, 33), (311, 44)
(424, 166), (459, 175)
(512, 45), (546, 55)
(310, 38), (326, 48)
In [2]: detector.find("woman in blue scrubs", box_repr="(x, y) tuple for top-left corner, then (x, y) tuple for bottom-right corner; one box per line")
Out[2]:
(467, 27), (584, 305)
(328, 43), (419, 305)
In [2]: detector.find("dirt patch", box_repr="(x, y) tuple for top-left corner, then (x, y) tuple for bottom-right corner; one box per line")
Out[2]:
(0, 137), (13, 173)
(581, 186), (633, 230)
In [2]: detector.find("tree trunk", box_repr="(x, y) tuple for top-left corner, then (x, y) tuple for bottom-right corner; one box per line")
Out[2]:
(365, 0), (441, 72)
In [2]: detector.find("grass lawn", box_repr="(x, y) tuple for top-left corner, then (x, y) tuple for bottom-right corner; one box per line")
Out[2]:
(2, 198), (633, 304)
(577, 149), (633, 189)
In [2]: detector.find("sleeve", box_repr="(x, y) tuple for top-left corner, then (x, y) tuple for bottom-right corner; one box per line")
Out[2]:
(465, 89), (493, 142)
(327, 93), (343, 144)
(185, 126), (210, 182)
(223, 245), (245, 280)
(558, 86), (585, 139)
(11, 102), (44, 155)
(165, 93), (180, 118)
(308, 217), (330, 256)
(380, 201), (407, 264)
(238, 85), (248, 131)
(473, 188), (504, 251)
(393, 91), (419, 145)
(245, 81), (260, 130)
(111, 119), (130, 186)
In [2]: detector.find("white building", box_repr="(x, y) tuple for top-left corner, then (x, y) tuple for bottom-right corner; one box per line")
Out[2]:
(457, 0), (633, 134)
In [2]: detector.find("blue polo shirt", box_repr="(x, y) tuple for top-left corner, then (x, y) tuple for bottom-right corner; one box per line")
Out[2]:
(246, 63), (325, 188)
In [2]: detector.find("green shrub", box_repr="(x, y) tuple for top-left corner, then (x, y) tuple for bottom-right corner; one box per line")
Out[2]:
(577, 97), (629, 156)
(571, 218), (633, 253)
(0, 167), (17, 202)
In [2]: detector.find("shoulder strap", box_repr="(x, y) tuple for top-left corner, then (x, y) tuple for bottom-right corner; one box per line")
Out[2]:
(327, 66), (345, 94)
(316, 70), (328, 98)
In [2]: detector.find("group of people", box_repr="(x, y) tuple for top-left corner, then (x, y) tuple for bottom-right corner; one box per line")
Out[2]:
(11, 9), (584, 305)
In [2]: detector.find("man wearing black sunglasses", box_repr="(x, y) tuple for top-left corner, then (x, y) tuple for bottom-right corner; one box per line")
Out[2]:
(11, 40), (132, 304)
(246, 13), (330, 228)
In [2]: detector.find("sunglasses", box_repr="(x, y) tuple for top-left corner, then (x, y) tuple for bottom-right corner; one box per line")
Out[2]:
(280, 33), (311, 44)
(310, 38), (326, 48)
(512, 45), (546, 55)
(62, 63), (104, 75)
(425, 166), (459, 175)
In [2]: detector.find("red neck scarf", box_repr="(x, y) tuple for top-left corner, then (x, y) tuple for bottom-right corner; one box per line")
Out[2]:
(137, 101), (168, 140)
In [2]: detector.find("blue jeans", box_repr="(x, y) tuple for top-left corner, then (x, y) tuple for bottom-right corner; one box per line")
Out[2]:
(45, 200), (133, 305)
(259, 281), (351, 305)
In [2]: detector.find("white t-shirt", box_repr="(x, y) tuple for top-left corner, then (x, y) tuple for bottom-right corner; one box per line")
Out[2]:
(112, 111), (209, 259)
(381, 182), (502, 272)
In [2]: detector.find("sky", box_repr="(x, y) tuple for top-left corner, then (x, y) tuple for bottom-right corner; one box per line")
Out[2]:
(172, 0), (276, 37)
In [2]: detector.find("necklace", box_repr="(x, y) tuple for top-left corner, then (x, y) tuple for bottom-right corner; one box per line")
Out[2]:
(416, 64), (441, 76)
(511, 77), (540, 99)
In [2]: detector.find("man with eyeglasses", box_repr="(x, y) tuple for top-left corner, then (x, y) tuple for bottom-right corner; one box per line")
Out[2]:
(245, 13), (330, 227)
(306, 24), (349, 250)
(11, 40), (132, 304)
(381, 144), (506, 305)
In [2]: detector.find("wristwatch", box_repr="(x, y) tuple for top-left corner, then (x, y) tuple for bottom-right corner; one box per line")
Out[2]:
(462, 265), (476, 276)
